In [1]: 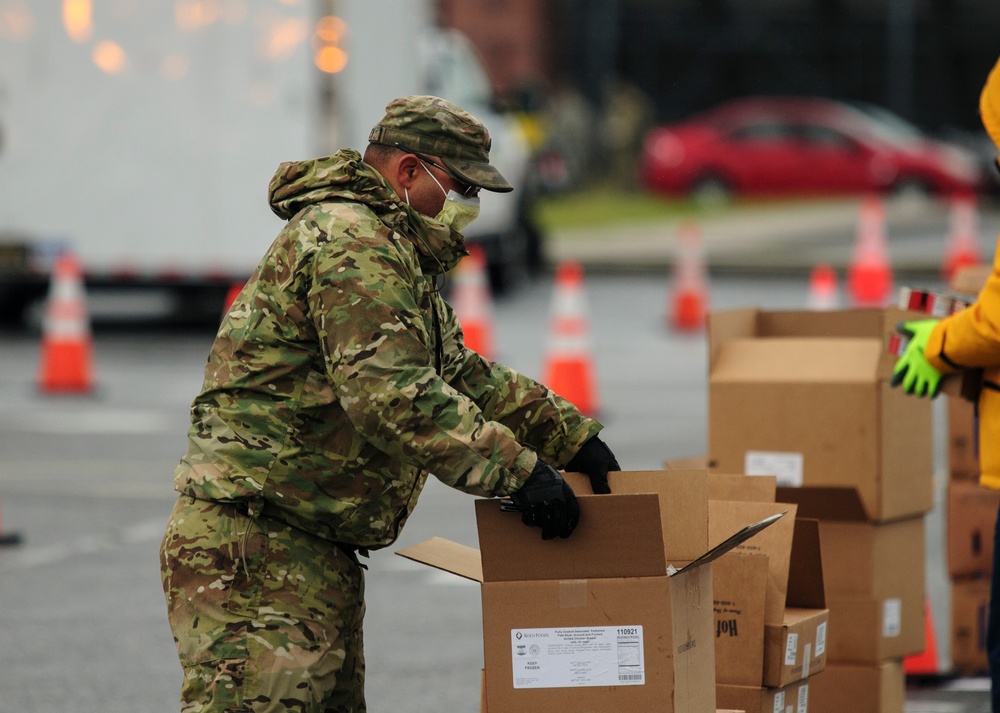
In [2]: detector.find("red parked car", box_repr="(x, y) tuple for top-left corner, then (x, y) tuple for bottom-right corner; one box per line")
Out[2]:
(639, 97), (985, 201)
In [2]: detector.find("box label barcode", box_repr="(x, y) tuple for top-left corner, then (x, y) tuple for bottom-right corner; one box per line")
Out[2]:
(510, 625), (645, 689)
(784, 632), (799, 666)
(883, 598), (902, 638)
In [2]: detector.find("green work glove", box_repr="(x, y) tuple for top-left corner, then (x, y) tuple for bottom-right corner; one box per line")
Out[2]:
(890, 319), (942, 398)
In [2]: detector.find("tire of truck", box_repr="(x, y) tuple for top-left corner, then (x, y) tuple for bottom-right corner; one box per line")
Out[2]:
(486, 209), (546, 296)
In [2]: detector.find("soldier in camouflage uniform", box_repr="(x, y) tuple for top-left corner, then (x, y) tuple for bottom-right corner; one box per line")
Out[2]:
(160, 95), (620, 712)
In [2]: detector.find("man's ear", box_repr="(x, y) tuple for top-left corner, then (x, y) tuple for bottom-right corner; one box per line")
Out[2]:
(394, 154), (421, 190)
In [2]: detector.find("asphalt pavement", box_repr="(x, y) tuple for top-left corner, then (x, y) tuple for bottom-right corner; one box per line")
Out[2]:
(2, 193), (1000, 712)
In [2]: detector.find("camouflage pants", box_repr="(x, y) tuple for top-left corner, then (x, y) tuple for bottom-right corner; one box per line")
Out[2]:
(160, 496), (366, 712)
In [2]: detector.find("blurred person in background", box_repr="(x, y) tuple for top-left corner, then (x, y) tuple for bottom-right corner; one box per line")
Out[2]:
(158, 94), (620, 713)
(891, 56), (1000, 712)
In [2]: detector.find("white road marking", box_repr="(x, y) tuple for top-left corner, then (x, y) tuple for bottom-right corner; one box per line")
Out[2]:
(1, 409), (178, 434)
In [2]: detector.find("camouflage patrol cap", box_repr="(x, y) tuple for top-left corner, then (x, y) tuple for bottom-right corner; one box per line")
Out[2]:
(368, 95), (513, 193)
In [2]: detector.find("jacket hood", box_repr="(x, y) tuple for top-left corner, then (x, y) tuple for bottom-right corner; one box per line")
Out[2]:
(268, 149), (467, 274)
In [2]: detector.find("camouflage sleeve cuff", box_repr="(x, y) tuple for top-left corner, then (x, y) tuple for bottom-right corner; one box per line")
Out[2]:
(493, 447), (538, 498)
(546, 418), (604, 469)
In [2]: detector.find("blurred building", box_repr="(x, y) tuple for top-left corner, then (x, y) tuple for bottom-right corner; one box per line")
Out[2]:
(438, 0), (1000, 134)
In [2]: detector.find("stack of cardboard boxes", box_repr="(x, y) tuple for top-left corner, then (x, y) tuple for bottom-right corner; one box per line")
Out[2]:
(706, 307), (936, 712)
(944, 265), (998, 675)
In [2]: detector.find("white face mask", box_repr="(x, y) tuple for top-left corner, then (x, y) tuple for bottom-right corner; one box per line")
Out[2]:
(419, 160), (481, 233)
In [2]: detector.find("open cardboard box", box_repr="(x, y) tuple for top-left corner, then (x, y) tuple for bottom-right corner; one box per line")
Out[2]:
(585, 471), (828, 689)
(399, 473), (782, 713)
(707, 307), (934, 522)
(704, 479), (828, 688)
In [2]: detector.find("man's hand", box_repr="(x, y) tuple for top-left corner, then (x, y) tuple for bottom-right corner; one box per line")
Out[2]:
(509, 460), (580, 540)
(891, 319), (942, 398)
(565, 435), (620, 494)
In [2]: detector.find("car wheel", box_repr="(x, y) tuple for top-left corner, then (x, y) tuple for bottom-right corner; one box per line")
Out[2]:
(891, 176), (934, 200)
(690, 174), (733, 206)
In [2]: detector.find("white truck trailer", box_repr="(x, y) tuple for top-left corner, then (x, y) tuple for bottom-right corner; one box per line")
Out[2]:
(0, 1), (537, 326)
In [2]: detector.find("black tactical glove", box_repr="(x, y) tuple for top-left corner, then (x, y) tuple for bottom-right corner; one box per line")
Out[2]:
(509, 460), (580, 540)
(565, 435), (621, 494)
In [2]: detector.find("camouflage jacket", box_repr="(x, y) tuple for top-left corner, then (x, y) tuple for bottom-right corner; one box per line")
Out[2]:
(173, 149), (601, 548)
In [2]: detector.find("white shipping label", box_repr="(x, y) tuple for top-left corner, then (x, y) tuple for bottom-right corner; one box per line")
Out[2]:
(815, 622), (827, 656)
(883, 599), (902, 638)
(744, 451), (804, 487)
(797, 683), (809, 713)
(802, 643), (812, 678)
(772, 690), (785, 713)
(784, 632), (799, 666)
(510, 626), (645, 689)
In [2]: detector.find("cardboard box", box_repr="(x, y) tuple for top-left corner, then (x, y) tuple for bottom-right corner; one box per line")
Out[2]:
(707, 307), (934, 522)
(598, 470), (710, 561)
(571, 471), (818, 687)
(950, 263), (992, 296)
(948, 397), (981, 482)
(713, 552), (769, 686)
(763, 607), (829, 688)
(709, 499), (827, 687)
(708, 473), (777, 503)
(665, 455), (717, 471)
(776, 488), (925, 663)
(716, 678), (811, 713)
(951, 576), (990, 676)
(399, 490), (782, 713)
(948, 480), (1000, 577)
(807, 660), (904, 713)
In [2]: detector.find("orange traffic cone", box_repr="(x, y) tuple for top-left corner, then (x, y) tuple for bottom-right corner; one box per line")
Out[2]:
(668, 221), (709, 331)
(541, 261), (598, 416)
(37, 252), (94, 394)
(451, 246), (495, 359)
(904, 598), (939, 677)
(807, 264), (839, 310)
(942, 195), (983, 282)
(222, 281), (245, 318)
(847, 196), (893, 307)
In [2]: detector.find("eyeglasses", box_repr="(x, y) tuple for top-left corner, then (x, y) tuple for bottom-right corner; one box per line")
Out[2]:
(413, 152), (481, 198)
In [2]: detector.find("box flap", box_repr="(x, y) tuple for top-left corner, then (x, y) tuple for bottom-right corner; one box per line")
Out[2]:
(775, 485), (869, 522)
(712, 338), (881, 384)
(775, 606), (830, 628)
(708, 473), (777, 503)
(787, 518), (826, 608)
(475, 494), (667, 582)
(677, 510), (785, 575)
(564, 469), (710, 561)
(709, 307), (760, 367)
(758, 308), (885, 338)
(950, 263), (991, 294)
(395, 536), (483, 583)
(664, 456), (717, 470)
(709, 501), (797, 623)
